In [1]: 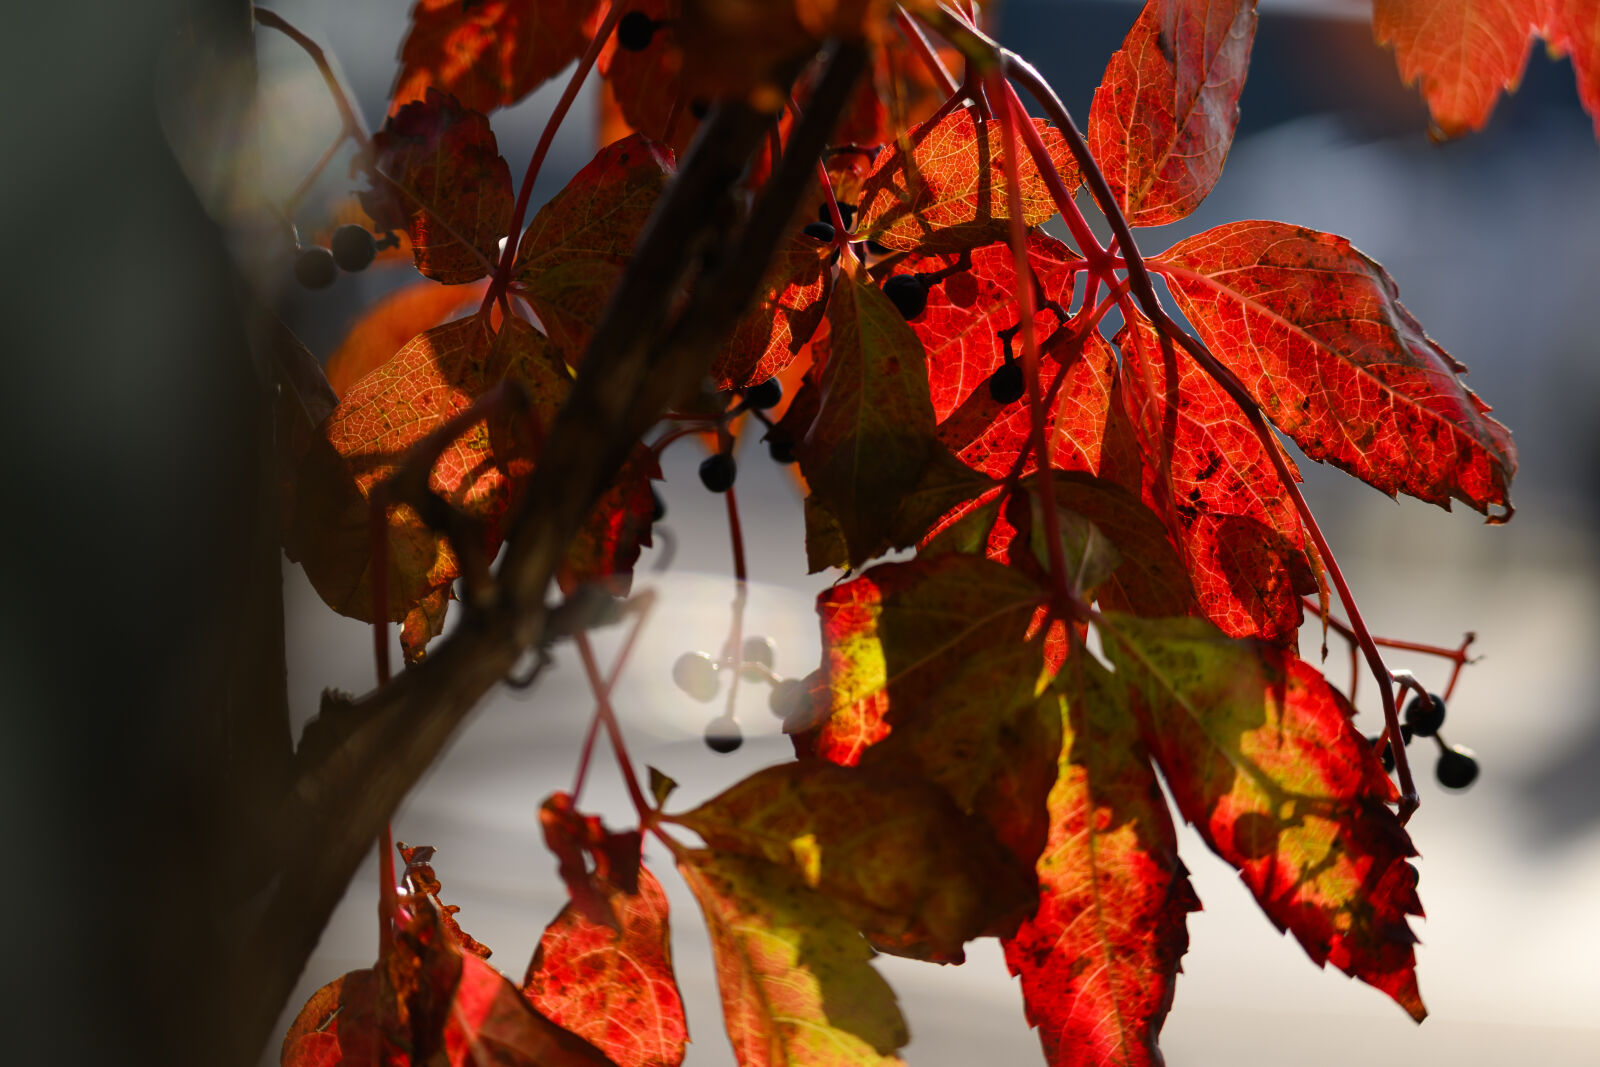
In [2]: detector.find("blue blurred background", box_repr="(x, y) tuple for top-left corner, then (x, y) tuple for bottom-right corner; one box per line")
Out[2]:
(256, 1), (1600, 1063)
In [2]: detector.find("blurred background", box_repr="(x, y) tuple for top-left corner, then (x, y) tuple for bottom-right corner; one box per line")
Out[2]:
(6, 0), (1592, 1064)
(260, 0), (1600, 1064)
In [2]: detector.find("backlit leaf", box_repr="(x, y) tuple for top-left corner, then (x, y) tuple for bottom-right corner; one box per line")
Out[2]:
(391, 0), (603, 114)
(361, 90), (515, 284)
(1154, 220), (1515, 519)
(400, 842), (493, 960)
(514, 135), (675, 360)
(1101, 614), (1427, 1021)
(1372, 0), (1544, 138)
(1545, 1), (1600, 142)
(677, 851), (907, 1067)
(1116, 313), (1314, 641)
(1088, 0), (1258, 227)
(674, 760), (1037, 962)
(522, 867), (688, 1067)
(795, 266), (938, 567)
(1003, 648), (1197, 1067)
(559, 445), (661, 596)
(599, 0), (699, 155)
(855, 107), (1083, 254)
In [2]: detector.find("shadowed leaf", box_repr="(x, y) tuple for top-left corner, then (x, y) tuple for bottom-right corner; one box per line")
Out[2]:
(1101, 614), (1427, 1021)
(1088, 0), (1258, 226)
(514, 135), (675, 360)
(714, 225), (835, 389)
(391, 0), (604, 114)
(362, 90), (515, 284)
(796, 266), (938, 567)
(1154, 220), (1515, 520)
(677, 850), (908, 1067)
(674, 760), (1037, 962)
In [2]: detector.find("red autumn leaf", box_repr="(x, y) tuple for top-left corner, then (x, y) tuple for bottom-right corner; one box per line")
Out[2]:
(1153, 221), (1516, 518)
(712, 224), (835, 389)
(325, 280), (489, 399)
(283, 898), (620, 1067)
(1088, 0), (1258, 227)
(361, 89), (515, 285)
(399, 842), (494, 960)
(1545, 1), (1600, 141)
(522, 866), (688, 1067)
(540, 792), (644, 930)
(855, 107), (1083, 254)
(1101, 613), (1427, 1021)
(290, 316), (571, 655)
(514, 135), (675, 360)
(1003, 647), (1198, 1067)
(1372, 0), (1544, 138)
(1115, 313), (1315, 642)
(391, 0), (603, 115)
(795, 264), (938, 567)
(677, 850), (908, 1067)
(891, 234), (1079, 424)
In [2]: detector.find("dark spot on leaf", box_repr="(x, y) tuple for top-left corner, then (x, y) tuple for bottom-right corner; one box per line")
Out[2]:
(1232, 811), (1278, 862)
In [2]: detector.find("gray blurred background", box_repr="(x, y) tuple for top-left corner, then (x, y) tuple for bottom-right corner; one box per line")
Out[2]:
(4, 1), (1592, 1064)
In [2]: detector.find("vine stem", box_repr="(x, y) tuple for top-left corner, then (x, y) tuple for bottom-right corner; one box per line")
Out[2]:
(719, 484), (750, 724)
(367, 486), (398, 953)
(574, 632), (651, 820)
(895, 7), (960, 98)
(988, 69), (1070, 607)
(481, 0), (628, 316)
(1307, 597), (1477, 701)
(571, 592), (658, 803)
(254, 9), (371, 148)
(1002, 49), (1418, 819)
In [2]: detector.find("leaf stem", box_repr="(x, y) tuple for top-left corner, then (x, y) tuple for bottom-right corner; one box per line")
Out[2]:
(895, 7), (959, 98)
(988, 69), (1070, 609)
(481, 0), (628, 317)
(719, 484), (750, 724)
(572, 592), (658, 803)
(254, 9), (372, 148)
(575, 632), (652, 820)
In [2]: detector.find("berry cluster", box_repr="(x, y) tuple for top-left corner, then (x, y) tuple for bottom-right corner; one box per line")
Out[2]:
(294, 224), (380, 290)
(672, 634), (825, 753)
(1368, 692), (1479, 790)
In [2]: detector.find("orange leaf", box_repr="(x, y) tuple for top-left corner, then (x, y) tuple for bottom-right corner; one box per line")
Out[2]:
(326, 281), (487, 399)
(1373, 0), (1544, 138)
(712, 225), (835, 389)
(1087, 0), (1258, 227)
(856, 107), (1083, 254)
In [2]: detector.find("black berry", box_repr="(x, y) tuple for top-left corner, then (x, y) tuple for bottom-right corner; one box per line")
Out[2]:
(802, 221), (835, 243)
(1368, 735), (1396, 773)
(616, 10), (657, 50)
(689, 99), (710, 119)
(744, 378), (782, 410)
(672, 651), (719, 703)
(769, 677), (806, 720)
(650, 487), (666, 523)
(865, 239), (890, 257)
(768, 437), (797, 464)
(1435, 743), (1479, 790)
(699, 453), (736, 493)
(705, 716), (743, 754)
(1404, 692), (1446, 737)
(988, 360), (1025, 404)
(742, 635), (775, 670)
(331, 224), (377, 272)
(883, 274), (928, 320)
(295, 246), (337, 290)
